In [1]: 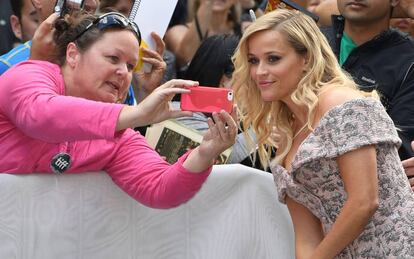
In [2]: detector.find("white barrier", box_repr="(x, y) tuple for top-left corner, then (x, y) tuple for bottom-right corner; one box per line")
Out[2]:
(0, 164), (294, 259)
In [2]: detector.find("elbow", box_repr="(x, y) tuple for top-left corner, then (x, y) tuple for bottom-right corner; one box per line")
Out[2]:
(350, 197), (379, 217)
(366, 199), (379, 215)
(145, 195), (191, 210)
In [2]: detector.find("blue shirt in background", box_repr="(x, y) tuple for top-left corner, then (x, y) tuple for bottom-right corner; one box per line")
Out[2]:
(0, 41), (31, 75)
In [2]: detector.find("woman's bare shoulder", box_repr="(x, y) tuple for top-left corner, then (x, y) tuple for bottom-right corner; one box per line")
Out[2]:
(317, 85), (363, 115)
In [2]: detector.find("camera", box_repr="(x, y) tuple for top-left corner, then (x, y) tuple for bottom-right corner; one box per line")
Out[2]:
(54, 0), (85, 17)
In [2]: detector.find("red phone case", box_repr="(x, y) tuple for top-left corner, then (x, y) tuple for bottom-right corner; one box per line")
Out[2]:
(181, 86), (233, 113)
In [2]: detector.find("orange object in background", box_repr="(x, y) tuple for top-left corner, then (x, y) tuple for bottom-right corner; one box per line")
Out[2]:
(265, 0), (319, 22)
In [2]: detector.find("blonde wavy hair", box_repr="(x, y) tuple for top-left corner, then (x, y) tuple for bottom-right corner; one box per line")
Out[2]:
(232, 9), (357, 169)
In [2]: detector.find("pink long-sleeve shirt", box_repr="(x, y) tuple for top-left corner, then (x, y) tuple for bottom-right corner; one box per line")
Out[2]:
(0, 60), (211, 209)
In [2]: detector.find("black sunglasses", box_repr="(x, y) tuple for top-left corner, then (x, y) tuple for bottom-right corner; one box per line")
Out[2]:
(73, 12), (141, 44)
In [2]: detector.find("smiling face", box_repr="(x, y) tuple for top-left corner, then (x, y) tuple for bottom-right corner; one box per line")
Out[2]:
(67, 29), (139, 103)
(247, 29), (307, 104)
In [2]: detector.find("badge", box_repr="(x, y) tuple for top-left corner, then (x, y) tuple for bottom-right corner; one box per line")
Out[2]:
(50, 153), (71, 173)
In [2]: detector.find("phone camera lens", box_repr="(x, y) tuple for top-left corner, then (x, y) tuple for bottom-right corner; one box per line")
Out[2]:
(227, 91), (234, 101)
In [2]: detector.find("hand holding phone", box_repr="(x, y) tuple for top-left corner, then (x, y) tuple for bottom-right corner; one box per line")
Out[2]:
(181, 86), (234, 113)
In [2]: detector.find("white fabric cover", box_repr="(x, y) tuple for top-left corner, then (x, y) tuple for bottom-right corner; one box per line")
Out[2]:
(0, 164), (294, 259)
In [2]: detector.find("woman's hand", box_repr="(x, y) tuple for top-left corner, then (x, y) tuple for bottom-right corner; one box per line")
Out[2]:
(402, 141), (414, 191)
(199, 110), (238, 159)
(117, 79), (197, 130)
(136, 32), (167, 94)
(138, 79), (197, 124)
(183, 108), (238, 173)
(29, 13), (58, 62)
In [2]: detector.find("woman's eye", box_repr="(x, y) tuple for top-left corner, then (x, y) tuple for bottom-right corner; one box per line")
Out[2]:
(107, 56), (119, 63)
(268, 55), (280, 63)
(247, 57), (258, 65)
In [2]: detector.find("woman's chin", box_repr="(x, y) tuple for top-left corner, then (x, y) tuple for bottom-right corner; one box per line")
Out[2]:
(95, 93), (118, 103)
(260, 93), (277, 102)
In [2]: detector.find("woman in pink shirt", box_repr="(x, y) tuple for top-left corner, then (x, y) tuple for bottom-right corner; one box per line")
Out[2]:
(0, 12), (237, 209)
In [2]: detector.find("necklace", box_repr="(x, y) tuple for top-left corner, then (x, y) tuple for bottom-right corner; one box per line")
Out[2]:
(293, 123), (308, 139)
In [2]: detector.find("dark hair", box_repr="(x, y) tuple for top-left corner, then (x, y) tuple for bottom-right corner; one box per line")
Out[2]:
(184, 34), (239, 86)
(53, 11), (139, 66)
(53, 11), (101, 65)
(10, 0), (23, 19)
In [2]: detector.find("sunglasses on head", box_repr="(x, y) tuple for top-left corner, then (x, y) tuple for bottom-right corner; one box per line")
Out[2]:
(73, 12), (141, 44)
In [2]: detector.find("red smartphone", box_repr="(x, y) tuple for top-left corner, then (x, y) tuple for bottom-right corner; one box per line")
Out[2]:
(181, 86), (234, 113)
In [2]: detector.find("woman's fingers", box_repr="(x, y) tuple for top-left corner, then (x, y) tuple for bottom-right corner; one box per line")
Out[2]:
(40, 12), (58, 31)
(30, 13), (59, 61)
(222, 110), (238, 131)
(402, 157), (414, 171)
(230, 105), (238, 124)
(211, 111), (237, 142)
(212, 112), (227, 138)
(158, 79), (199, 90)
(220, 110), (238, 139)
(159, 87), (191, 99)
(405, 166), (414, 178)
(141, 47), (163, 60)
(150, 32), (166, 56)
(207, 117), (219, 136)
(142, 57), (166, 68)
(409, 177), (414, 188)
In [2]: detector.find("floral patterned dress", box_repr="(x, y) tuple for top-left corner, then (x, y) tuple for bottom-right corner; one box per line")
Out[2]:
(272, 98), (414, 258)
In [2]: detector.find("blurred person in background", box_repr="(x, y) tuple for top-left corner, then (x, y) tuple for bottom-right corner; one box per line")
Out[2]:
(307, 0), (339, 27)
(321, 0), (414, 161)
(99, 0), (133, 16)
(165, 0), (242, 72)
(393, 0), (414, 18)
(0, 0), (99, 75)
(10, 0), (40, 43)
(0, 1), (18, 55)
(390, 16), (414, 36)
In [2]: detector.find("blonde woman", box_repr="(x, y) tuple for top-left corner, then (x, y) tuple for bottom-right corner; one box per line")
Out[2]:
(232, 9), (414, 258)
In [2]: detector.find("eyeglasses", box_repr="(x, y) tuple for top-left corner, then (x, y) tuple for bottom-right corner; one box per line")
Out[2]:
(73, 12), (141, 45)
